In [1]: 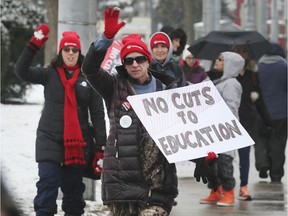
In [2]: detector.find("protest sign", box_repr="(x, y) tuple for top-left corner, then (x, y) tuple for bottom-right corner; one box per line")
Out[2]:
(101, 39), (123, 74)
(127, 80), (254, 163)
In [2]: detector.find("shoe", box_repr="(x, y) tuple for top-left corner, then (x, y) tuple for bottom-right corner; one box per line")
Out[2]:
(259, 168), (268, 178)
(271, 177), (281, 183)
(238, 185), (252, 201)
(217, 189), (234, 207)
(200, 186), (222, 204)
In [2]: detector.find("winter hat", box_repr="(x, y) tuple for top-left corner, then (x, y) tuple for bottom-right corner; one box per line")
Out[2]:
(268, 42), (286, 58)
(59, 31), (81, 52)
(150, 32), (170, 49)
(160, 26), (188, 56)
(120, 34), (152, 63)
(182, 45), (193, 61)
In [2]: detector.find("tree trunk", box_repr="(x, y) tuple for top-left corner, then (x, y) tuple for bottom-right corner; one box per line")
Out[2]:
(44, 0), (58, 66)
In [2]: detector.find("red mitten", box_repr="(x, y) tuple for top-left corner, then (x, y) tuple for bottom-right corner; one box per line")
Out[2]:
(28, 24), (50, 51)
(104, 7), (126, 39)
(92, 151), (104, 177)
(205, 152), (218, 164)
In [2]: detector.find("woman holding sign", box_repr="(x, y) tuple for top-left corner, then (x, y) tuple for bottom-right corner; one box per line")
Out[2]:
(82, 7), (178, 216)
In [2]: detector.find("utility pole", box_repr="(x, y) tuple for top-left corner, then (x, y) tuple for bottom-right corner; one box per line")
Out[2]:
(58, 0), (98, 201)
(201, 0), (221, 70)
(202, 0), (221, 36)
(58, 0), (97, 54)
(257, 0), (268, 38)
(243, 0), (256, 30)
(270, 0), (279, 41)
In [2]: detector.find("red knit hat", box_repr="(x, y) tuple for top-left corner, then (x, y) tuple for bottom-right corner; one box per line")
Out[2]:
(120, 34), (152, 63)
(59, 31), (81, 52)
(150, 32), (170, 49)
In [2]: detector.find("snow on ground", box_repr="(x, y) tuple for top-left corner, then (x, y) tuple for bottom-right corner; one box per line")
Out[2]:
(1, 85), (110, 215)
(1, 84), (194, 215)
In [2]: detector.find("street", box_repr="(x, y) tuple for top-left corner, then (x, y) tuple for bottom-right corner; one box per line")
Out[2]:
(170, 147), (287, 216)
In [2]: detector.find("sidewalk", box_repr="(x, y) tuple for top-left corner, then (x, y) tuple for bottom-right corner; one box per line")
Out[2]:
(171, 148), (287, 216)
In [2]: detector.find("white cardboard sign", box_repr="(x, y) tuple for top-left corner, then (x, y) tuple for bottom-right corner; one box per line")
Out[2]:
(127, 80), (254, 163)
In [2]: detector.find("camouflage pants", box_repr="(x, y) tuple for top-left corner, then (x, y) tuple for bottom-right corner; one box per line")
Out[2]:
(139, 205), (168, 216)
(107, 202), (168, 216)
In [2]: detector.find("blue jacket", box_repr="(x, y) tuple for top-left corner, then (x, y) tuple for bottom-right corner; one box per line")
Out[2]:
(258, 46), (287, 120)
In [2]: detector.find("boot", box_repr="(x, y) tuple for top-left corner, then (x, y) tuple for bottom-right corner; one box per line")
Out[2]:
(238, 185), (252, 201)
(217, 189), (234, 206)
(200, 186), (222, 204)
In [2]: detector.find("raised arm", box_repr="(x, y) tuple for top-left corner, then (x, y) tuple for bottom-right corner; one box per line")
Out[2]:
(81, 7), (125, 100)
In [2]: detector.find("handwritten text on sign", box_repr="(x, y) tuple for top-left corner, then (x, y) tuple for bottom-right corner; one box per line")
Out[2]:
(127, 81), (254, 163)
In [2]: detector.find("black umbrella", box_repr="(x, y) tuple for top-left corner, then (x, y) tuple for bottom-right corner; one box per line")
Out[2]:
(188, 31), (275, 60)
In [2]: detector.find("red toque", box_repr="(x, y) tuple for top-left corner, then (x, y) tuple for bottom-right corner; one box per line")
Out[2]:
(150, 32), (170, 49)
(59, 31), (81, 52)
(120, 34), (152, 63)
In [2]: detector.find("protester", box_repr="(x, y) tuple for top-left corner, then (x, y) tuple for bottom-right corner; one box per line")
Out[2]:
(233, 45), (272, 201)
(202, 52), (245, 207)
(82, 7), (178, 216)
(180, 45), (207, 84)
(148, 31), (186, 88)
(160, 25), (188, 63)
(15, 25), (107, 216)
(256, 42), (287, 183)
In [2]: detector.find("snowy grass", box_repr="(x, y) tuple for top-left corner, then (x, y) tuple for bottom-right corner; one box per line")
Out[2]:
(1, 85), (110, 215)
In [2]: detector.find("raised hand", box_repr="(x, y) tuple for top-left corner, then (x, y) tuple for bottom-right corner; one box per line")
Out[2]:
(104, 7), (126, 39)
(28, 24), (50, 51)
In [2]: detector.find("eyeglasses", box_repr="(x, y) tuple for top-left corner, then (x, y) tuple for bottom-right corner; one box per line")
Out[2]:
(63, 47), (80, 53)
(123, 56), (147, 65)
(186, 56), (195, 60)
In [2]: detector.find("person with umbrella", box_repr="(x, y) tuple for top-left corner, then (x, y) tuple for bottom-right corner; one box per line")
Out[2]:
(188, 31), (275, 61)
(201, 51), (245, 207)
(233, 44), (272, 201)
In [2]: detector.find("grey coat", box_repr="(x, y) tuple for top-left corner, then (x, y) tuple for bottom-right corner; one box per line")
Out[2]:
(212, 52), (244, 157)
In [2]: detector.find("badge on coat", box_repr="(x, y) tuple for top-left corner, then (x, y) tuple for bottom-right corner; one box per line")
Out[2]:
(121, 101), (131, 111)
(120, 115), (132, 128)
(81, 81), (87, 87)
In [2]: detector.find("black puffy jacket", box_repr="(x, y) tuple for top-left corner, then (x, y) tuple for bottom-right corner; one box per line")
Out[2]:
(15, 46), (107, 164)
(82, 43), (178, 213)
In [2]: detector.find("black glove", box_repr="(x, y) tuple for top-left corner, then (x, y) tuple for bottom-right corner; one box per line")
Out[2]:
(193, 157), (219, 192)
(193, 158), (207, 183)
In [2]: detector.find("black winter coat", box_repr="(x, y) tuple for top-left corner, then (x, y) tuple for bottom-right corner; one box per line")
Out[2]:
(236, 69), (271, 139)
(15, 46), (107, 164)
(82, 44), (178, 213)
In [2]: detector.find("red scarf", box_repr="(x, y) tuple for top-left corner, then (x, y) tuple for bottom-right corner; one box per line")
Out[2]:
(57, 66), (86, 165)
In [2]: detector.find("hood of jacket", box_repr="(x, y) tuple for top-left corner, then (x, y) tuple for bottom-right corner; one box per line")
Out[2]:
(148, 32), (174, 67)
(221, 51), (245, 80)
